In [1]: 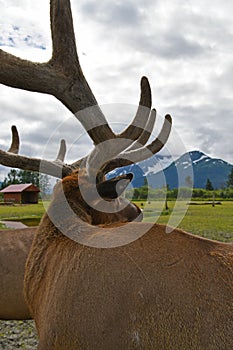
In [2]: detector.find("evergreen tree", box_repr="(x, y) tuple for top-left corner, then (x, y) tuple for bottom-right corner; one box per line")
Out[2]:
(18, 170), (40, 186)
(1, 169), (20, 188)
(205, 178), (214, 191)
(1, 169), (51, 193)
(226, 167), (233, 188)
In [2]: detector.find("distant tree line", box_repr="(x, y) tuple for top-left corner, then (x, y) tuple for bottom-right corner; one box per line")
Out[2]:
(126, 187), (233, 201)
(0, 169), (51, 195)
(126, 168), (233, 200)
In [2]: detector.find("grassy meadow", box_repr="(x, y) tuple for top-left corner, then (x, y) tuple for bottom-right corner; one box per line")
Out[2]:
(0, 200), (232, 243)
(135, 200), (233, 242)
(0, 202), (48, 229)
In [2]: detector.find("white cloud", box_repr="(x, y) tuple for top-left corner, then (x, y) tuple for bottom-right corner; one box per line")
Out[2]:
(0, 0), (233, 181)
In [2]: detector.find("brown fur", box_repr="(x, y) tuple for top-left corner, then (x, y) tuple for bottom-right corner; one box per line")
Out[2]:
(0, 227), (35, 319)
(24, 172), (233, 349)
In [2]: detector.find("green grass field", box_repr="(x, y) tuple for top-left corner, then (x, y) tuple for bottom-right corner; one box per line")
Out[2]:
(135, 200), (233, 242)
(0, 202), (48, 229)
(0, 202), (49, 220)
(0, 200), (232, 242)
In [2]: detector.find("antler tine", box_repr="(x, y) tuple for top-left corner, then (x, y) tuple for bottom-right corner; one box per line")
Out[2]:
(8, 125), (19, 154)
(101, 114), (172, 175)
(125, 108), (156, 151)
(118, 77), (152, 141)
(55, 139), (67, 162)
(50, 0), (78, 73)
(143, 114), (172, 156)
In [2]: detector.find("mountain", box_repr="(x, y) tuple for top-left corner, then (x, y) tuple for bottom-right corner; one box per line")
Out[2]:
(151, 151), (233, 189)
(108, 151), (233, 189)
(108, 154), (174, 188)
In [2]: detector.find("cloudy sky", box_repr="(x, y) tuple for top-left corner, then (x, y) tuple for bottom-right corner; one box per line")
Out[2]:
(0, 0), (233, 180)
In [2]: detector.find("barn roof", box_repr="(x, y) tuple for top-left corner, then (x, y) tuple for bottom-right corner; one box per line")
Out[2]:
(0, 183), (40, 193)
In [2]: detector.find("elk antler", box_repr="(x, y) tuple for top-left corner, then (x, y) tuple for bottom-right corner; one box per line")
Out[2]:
(0, 1), (172, 181)
(0, 107), (171, 180)
(0, 126), (73, 178)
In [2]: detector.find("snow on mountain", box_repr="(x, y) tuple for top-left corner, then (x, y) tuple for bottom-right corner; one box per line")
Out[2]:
(108, 150), (233, 189)
(107, 154), (174, 187)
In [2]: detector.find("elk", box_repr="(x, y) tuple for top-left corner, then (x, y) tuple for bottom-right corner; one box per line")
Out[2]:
(0, 227), (35, 320)
(0, 1), (232, 349)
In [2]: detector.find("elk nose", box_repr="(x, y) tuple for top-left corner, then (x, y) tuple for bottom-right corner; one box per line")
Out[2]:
(128, 205), (143, 222)
(134, 211), (143, 222)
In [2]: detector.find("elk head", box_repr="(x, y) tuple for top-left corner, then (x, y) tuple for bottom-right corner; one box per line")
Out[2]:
(53, 170), (143, 226)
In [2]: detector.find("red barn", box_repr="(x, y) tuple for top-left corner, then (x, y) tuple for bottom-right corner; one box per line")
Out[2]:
(0, 183), (40, 204)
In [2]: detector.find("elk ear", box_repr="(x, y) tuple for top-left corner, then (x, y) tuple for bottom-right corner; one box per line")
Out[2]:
(97, 173), (133, 199)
